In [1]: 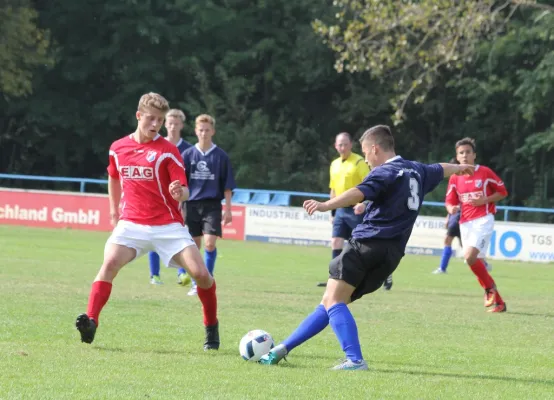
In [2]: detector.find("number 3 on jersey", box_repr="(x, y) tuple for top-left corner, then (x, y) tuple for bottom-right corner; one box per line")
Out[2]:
(407, 177), (420, 211)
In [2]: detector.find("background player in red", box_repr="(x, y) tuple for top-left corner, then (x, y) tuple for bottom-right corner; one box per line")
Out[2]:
(75, 93), (220, 350)
(445, 137), (508, 313)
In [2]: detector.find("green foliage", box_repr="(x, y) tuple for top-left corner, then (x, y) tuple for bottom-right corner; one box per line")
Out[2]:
(0, 0), (53, 98)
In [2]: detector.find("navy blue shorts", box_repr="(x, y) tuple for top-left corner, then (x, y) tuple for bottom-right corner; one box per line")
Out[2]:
(332, 207), (363, 239)
(446, 220), (461, 238)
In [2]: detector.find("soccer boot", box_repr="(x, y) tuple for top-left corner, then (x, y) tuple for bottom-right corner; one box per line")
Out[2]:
(331, 359), (369, 371)
(258, 343), (288, 365)
(150, 275), (163, 285)
(484, 288), (497, 308)
(177, 272), (191, 287)
(76, 313), (97, 344)
(187, 283), (198, 296)
(432, 268), (447, 274)
(204, 321), (220, 351)
(487, 302), (507, 313)
(383, 274), (393, 291)
(317, 282), (327, 287)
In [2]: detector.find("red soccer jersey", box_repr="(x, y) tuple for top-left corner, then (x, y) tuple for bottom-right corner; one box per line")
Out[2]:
(445, 165), (508, 224)
(107, 134), (187, 226)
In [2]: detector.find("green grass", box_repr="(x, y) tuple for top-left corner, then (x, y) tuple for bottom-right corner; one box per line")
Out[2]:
(0, 226), (553, 399)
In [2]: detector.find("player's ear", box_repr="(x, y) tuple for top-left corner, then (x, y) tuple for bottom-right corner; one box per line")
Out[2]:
(136, 111), (141, 121)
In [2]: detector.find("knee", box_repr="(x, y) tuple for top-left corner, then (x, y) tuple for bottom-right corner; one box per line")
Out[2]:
(465, 253), (477, 266)
(204, 242), (216, 252)
(444, 236), (453, 246)
(194, 269), (213, 288)
(331, 237), (343, 249)
(98, 259), (123, 281)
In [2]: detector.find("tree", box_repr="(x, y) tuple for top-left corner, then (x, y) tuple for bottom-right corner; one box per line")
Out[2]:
(312, 0), (551, 123)
(0, 0), (53, 99)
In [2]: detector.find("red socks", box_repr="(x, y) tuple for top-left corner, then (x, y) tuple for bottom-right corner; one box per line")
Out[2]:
(87, 280), (112, 325)
(197, 280), (218, 326)
(469, 259), (495, 289)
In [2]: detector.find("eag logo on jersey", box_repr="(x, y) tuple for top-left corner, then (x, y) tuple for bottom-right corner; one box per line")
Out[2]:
(120, 166), (154, 180)
(146, 151), (157, 163)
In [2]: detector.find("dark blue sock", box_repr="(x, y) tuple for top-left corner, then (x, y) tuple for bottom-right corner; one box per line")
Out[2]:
(332, 249), (341, 259)
(328, 303), (363, 362)
(148, 252), (160, 277)
(177, 268), (186, 276)
(439, 246), (453, 271)
(282, 304), (329, 352)
(205, 248), (217, 276)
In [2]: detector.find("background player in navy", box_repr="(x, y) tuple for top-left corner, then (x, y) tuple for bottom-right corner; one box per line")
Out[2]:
(148, 109), (193, 285)
(259, 125), (474, 370)
(180, 114), (236, 296)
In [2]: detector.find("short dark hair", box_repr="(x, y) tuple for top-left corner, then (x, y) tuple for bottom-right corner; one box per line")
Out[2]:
(449, 157), (459, 164)
(359, 125), (394, 151)
(455, 137), (476, 153)
(336, 132), (352, 142)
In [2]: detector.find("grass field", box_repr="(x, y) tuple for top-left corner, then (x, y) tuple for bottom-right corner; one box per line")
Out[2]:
(0, 225), (553, 399)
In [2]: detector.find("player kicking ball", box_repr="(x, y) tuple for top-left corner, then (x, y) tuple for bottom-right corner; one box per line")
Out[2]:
(75, 93), (219, 351)
(259, 125), (474, 370)
(445, 137), (507, 313)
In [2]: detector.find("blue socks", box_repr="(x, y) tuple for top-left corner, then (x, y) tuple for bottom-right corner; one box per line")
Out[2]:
(148, 252), (160, 277)
(439, 246), (453, 271)
(205, 248), (217, 276)
(283, 305), (329, 352)
(328, 303), (363, 362)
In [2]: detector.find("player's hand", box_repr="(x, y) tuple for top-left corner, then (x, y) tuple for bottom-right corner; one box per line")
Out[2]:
(353, 202), (366, 215)
(303, 200), (329, 215)
(169, 180), (184, 201)
(110, 211), (119, 227)
(450, 205), (460, 214)
(469, 197), (488, 206)
(457, 164), (475, 176)
(223, 209), (232, 225)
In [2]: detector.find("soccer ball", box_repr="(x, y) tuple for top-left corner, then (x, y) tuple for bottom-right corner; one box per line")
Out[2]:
(239, 329), (275, 362)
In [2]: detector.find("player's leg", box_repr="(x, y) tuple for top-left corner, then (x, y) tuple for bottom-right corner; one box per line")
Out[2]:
(178, 202), (201, 288)
(176, 202), (189, 282)
(76, 222), (144, 343)
(434, 234), (454, 274)
(202, 203), (222, 277)
(318, 209), (348, 287)
(171, 245), (220, 350)
(461, 217), (506, 312)
(148, 251), (163, 284)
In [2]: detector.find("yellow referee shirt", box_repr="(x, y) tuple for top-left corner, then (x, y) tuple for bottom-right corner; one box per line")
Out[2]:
(329, 153), (370, 196)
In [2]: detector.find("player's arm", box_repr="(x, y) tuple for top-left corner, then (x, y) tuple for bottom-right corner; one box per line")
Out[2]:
(106, 149), (121, 226)
(439, 163), (474, 178)
(444, 175), (460, 214)
(222, 153), (236, 225)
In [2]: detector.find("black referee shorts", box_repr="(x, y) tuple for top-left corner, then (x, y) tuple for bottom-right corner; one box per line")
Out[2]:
(329, 238), (404, 302)
(185, 199), (222, 238)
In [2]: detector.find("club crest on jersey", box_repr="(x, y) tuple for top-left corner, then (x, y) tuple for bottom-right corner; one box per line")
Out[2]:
(146, 151), (157, 163)
(475, 179), (483, 188)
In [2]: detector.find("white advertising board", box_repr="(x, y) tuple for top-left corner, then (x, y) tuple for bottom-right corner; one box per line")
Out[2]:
(243, 205), (554, 263)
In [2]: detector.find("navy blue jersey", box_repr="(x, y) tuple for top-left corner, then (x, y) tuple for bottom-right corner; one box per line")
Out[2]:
(176, 138), (193, 155)
(181, 144), (236, 201)
(352, 156), (444, 248)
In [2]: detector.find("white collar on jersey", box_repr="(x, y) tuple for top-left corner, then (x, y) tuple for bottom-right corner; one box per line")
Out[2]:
(474, 164), (481, 171)
(195, 143), (217, 156)
(384, 155), (401, 163)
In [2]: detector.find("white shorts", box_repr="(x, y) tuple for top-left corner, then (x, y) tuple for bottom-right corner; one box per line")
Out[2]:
(107, 220), (195, 268)
(460, 214), (494, 258)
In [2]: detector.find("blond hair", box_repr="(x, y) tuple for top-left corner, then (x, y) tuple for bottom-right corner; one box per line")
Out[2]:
(195, 114), (215, 128)
(166, 109), (186, 122)
(138, 92), (170, 113)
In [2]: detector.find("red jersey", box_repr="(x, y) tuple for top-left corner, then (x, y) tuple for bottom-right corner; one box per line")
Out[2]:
(445, 165), (508, 224)
(107, 134), (188, 226)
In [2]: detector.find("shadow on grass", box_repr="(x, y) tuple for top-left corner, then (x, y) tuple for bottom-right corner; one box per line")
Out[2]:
(507, 311), (553, 318)
(94, 345), (237, 357)
(371, 366), (554, 386)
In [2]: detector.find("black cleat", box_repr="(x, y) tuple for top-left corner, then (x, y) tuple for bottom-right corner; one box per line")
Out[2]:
(383, 275), (393, 291)
(76, 313), (97, 344)
(204, 321), (220, 351)
(317, 282), (327, 287)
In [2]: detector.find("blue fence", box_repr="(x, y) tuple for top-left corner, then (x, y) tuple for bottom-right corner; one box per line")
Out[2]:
(1, 173), (552, 221)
